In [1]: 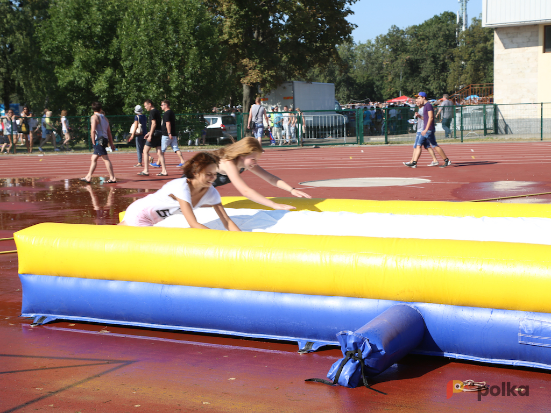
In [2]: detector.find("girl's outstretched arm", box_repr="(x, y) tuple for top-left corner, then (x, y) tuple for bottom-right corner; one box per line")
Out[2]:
(177, 197), (210, 229)
(224, 161), (296, 210)
(213, 204), (241, 231)
(248, 165), (311, 199)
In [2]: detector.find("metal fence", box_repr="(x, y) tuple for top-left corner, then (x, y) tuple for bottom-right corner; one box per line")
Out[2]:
(2, 103), (549, 154)
(238, 109), (357, 147)
(373, 103), (551, 144)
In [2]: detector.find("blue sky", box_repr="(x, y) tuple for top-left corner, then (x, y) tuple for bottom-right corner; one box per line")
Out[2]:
(348, 0), (483, 44)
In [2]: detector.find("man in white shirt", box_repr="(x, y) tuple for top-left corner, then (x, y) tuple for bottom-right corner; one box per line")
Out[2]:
(282, 105), (290, 144)
(247, 97), (270, 147)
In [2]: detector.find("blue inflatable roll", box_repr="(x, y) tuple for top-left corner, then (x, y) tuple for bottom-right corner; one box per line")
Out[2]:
(327, 305), (425, 388)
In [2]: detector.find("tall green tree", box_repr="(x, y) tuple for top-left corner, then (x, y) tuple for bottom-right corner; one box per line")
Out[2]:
(0, 0), (21, 109)
(38, 0), (230, 115)
(208, 0), (357, 112)
(117, 0), (228, 113)
(0, 0), (49, 110)
(404, 12), (458, 98)
(307, 41), (359, 104)
(38, 0), (125, 115)
(447, 17), (494, 92)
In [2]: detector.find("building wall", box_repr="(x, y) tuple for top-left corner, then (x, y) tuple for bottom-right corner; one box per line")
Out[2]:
(494, 25), (540, 104)
(483, 0), (551, 27)
(538, 25), (551, 103)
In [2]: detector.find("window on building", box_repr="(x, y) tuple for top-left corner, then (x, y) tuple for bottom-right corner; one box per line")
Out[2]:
(545, 26), (551, 53)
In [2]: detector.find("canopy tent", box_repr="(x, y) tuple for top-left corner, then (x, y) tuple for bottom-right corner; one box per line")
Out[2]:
(386, 96), (413, 103)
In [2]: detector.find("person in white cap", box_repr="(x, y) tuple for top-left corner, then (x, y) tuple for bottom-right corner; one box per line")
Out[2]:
(127, 105), (148, 167)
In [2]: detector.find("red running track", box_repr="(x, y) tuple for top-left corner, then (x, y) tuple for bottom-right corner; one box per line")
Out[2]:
(1, 142), (551, 412)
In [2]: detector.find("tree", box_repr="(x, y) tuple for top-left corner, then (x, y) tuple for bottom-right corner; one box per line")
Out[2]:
(307, 41), (367, 105)
(117, 0), (229, 113)
(403, 12), (458, 98)
(447, 17), (494, 92)
(310, 12), (460, 103)
(38, 0), (126, 115)
(0, 0), (49, 110)
(208, 0), (358, 112)
(38, 0), (230, 115)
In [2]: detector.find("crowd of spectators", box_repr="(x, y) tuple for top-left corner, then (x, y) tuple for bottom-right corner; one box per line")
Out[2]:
(0, 107), (74, 154)
(340, 95), (459, 137)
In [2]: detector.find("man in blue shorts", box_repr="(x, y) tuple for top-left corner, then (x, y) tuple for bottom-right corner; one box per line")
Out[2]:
(403, 92), (451, 168)
(81, 101), (117, 183)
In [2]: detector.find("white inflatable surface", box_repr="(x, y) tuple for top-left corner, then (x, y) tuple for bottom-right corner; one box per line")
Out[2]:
(154, 208), (551, 245)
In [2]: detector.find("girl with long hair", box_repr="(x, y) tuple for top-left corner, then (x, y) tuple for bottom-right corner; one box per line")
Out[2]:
(208, 137), (311, 210)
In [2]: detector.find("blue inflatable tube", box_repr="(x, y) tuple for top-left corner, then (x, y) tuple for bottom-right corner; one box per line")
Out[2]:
(19, 274), (551, 370)
(327, 305), (425, 387)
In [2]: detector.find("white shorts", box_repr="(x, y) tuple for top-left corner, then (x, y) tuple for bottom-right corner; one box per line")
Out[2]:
(162, 135), (179, 152)
(282, 125), (290, 137)
(123, 200), (163, 227)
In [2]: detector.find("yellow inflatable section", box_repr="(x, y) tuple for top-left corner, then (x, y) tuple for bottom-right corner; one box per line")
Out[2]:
(16, 222), (551, 314)
(119, 197), (551, 222)
(219, 197), (551, 217)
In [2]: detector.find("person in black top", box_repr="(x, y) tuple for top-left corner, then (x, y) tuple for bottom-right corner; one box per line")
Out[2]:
(138, 99), (164, 176)
(159, 100), (185, 176)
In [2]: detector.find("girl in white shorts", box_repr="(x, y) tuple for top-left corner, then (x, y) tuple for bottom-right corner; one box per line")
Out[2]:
(121, 152), (240, 230)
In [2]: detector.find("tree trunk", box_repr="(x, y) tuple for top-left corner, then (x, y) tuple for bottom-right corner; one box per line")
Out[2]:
(242, 83), (253, 116)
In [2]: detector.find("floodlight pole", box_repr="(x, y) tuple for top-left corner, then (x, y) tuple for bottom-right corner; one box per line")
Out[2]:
(457, 0), (468, 32)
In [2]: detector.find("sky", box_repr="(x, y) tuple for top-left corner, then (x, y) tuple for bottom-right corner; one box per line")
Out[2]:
(347, 0), (483, 44)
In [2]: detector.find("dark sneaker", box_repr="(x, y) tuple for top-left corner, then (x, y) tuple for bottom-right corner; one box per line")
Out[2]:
(439, 159), (452, 168)
(403, 161), (417, 168)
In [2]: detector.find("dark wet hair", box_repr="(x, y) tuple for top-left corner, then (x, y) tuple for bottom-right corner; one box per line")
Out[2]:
(182, 152), (220, 179)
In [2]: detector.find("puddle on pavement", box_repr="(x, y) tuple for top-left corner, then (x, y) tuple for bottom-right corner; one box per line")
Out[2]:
(0, 178), (152, 231)
(453, 181), (551, 202)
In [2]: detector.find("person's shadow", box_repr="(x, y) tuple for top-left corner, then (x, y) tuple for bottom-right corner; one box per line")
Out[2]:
(449, 161), (498, 167)
(202, 210), (290, 231)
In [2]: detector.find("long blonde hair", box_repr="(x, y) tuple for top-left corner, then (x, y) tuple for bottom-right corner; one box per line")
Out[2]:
(214, 137), (262, 161)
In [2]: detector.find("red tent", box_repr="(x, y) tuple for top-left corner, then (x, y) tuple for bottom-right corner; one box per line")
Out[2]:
(386, 95), (412, 103)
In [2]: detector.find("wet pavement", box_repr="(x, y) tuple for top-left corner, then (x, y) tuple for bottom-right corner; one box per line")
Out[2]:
(0, 177), (148, 231)
(1, 144), (551, 412)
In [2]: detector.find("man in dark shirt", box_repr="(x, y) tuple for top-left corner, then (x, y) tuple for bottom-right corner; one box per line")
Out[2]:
(160, 100), (185, 175)
(139, 99), (164, 176)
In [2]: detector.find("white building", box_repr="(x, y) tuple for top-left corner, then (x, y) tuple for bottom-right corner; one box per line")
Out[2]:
(482, 0), (551, 104)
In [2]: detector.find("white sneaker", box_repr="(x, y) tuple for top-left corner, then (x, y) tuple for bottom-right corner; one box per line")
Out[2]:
(427, 161), (439, 166)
